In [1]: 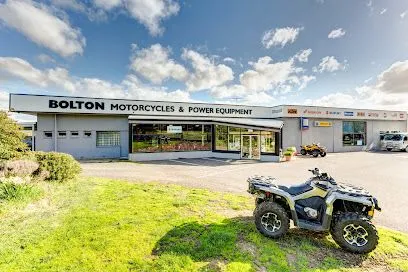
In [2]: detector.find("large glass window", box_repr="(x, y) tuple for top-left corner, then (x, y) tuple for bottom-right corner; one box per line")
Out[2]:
(228, 127), (241, 151)
(215, 126), (277, 154)
(261, 131), (276, 153)
(343, 121), (366, 146)
(132, 124), (211, 153)
(96, 131), (120, 147)
(215, 125), (228, 151)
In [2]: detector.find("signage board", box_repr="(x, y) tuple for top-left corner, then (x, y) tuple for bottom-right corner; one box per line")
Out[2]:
(314, 121), (333, 127)
(344, 111), (354, 117)
(300, 117), (309, 130)
(9, 94), (273, 118)
(167, 125), (182, 134)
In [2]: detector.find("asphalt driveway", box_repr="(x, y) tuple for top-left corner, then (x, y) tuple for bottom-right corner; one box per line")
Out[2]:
(81, 151), (408, 233)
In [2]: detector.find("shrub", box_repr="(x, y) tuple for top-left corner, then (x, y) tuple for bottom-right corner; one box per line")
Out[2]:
(0, 111), (29, 160)
(33, 152), (81, 182)
(0, 181), (41, 201)
(283, 150), (294, 156)
(286, 146), (297, 153)
(0, 160), (39, 178)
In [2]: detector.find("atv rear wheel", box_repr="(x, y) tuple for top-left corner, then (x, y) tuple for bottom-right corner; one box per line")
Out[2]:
(254, 202), (289, 238)
(320, 151), (327, 157)
(312, 150), (319, 157)
(330, 213), (378, 254)
(300, 149), (307, 156)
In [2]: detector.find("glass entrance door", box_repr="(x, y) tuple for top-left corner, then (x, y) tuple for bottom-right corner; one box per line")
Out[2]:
(241, 135), (260, 160)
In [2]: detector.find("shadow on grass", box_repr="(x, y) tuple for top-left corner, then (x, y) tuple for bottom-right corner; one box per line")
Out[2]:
(152, 216), (368, 271)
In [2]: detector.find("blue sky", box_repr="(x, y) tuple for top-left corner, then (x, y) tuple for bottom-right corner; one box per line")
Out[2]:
(1, 0), (408, 114)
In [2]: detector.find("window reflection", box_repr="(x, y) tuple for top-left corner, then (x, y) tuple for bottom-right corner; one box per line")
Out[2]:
(132, 124), (211, 152)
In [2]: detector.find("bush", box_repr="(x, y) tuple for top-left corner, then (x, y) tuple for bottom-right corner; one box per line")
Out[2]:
(0, 111), (29, 160)
(0, 160), (39, 178)
(0, 181), (41, 201)
(283, 150), (294, 156)
(286, 146), (297, 153)
(33, 152), (81, 182)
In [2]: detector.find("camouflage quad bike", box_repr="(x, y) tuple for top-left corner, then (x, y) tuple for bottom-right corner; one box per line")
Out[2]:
(247, 168), (381, 254)
(300, 143), (327, 157)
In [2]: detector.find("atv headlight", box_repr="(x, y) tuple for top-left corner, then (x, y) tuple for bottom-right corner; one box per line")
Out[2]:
(368, 209), (374, 217)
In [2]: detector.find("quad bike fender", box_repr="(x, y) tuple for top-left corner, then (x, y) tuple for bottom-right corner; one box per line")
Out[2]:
(250, 185), (301, 225)
(324, 192), (374, 217)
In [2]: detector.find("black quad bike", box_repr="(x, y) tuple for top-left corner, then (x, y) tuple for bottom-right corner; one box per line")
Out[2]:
(247, 168), (381, 253)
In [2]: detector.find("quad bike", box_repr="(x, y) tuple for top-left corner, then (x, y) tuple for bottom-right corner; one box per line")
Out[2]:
(300, 143), (327, 157)
(247, 168), (381, 253)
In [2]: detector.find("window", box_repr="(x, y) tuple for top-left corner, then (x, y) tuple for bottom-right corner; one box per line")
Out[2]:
(215, 125), (228, 151)
(96, 131), (120, 147)
(343, 121), (366, 146)
(84, 131), (92, 137)
(44, 131), (52, 138)
(261, 131), (276, 153)
(132, 124), (211, 153)
(228, 127), (241, 151)
(58, 131), (67, 138)
(70, 131), (79, 137)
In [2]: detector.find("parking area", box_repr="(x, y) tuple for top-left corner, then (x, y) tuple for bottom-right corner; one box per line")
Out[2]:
(81, 151), (408, 232)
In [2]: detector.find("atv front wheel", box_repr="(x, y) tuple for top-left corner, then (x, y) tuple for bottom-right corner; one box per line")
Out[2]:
(300, 149), (307, 156)
(312, 150), (319, 157)
(254, 202), (289, 238)
(320, 151), (327, 157)
(331, 213), (378, 254)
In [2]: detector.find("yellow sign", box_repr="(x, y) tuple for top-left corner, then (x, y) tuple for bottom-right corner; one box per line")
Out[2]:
(314, 121), (332, 127)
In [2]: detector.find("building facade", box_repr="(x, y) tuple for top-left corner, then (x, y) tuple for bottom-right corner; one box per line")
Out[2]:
(9, 94), (408, 161)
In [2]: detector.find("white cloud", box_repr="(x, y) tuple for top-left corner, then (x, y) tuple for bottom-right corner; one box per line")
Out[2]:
(0, 0), (86, 57)
(93, 0), (180, 36)
(223, 57), (236, 64)
(51, 0), (87, 12)
(126, 0), (180, 35)
(93, 0), (121, 10)
(328, 28), (346, 39)
(401, 11), (407, 19)
(37, 54), (56, 64)
(0, 57), (49, 87)
(239, 57), (296, 92)
(0, 90), (9, 110)
(182, 49), (234, 91)
(305, 92), (356, 108)
(380, 8), (387, 15)
(349, 60), (408, 109)
(261, 27), (302, 49)
(130, 44), (188, 84)
(314, 56), (346, 73)
(294, 49), (312, 63)
(376, 60), (408, 94)
(0, 57), (192, 102)
(51, 0), (107, 22)
(210, 84), (248, 99)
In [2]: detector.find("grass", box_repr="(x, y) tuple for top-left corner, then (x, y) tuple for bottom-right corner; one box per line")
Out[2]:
(0, 177), (407, 272)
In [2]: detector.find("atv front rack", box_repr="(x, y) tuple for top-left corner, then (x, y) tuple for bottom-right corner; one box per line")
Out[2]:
(247, 176), (278, 194)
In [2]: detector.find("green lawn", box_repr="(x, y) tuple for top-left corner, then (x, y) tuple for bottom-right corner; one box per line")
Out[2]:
(1, 178), (408, 272)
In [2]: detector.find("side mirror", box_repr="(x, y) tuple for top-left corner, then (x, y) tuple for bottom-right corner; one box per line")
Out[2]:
(404, 136), (408, 141)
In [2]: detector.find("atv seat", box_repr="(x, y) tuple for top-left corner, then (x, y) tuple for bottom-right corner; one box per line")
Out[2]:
(278, 183), (313, 196)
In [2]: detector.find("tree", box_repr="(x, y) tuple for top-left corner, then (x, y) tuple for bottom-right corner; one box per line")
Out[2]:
(0, 111), (28, 160)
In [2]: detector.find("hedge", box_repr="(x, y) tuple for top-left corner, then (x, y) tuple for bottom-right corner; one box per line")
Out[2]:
(33, 152), (81, 182)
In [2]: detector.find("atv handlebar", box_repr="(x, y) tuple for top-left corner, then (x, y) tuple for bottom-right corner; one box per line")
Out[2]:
(308, 168), (337, 185)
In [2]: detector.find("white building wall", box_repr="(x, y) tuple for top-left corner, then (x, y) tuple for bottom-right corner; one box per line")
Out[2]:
(36, 114), (129, 159)
(282, 117), (407, 152)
